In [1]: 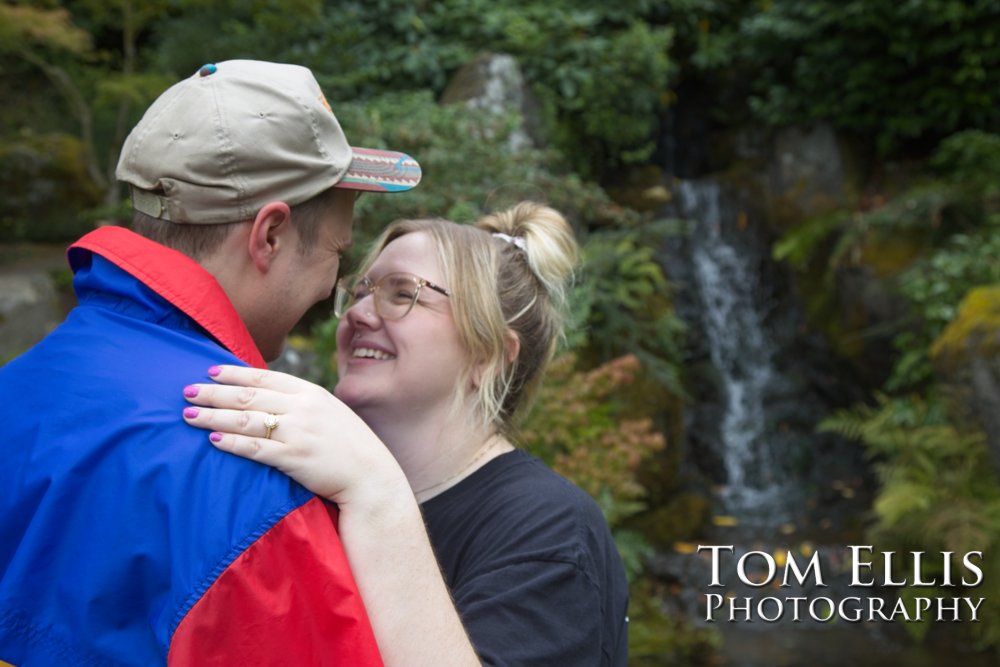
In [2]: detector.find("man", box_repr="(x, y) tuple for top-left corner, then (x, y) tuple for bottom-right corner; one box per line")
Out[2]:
(0, 60), (420, 666)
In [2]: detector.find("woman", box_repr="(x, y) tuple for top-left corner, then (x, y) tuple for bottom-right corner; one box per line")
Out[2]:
(181, 202), (629, 665)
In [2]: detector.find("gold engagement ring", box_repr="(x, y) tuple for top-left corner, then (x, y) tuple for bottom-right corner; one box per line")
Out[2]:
(263, 413), (279, 439)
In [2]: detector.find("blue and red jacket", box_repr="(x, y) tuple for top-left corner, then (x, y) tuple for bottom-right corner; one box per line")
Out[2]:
(0, 227), (382, 666)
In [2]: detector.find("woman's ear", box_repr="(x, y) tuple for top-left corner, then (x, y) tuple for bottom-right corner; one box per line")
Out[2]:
(470, 356), (486, 390)
(470, 330), (520, 390)
(504, 329), (521, 365)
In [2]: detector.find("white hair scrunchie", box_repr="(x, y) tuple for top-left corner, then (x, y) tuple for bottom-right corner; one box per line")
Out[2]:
(493, 232), (527, 251)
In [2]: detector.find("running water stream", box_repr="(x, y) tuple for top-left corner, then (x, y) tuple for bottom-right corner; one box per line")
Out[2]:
(683, 181), (787, 523)
(673, 180), (805, 530)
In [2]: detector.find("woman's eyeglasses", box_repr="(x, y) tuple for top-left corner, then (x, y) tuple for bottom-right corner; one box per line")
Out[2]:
(334, 272), (451, 320)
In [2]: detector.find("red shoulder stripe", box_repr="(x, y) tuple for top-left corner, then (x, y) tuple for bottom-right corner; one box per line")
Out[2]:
(168, 497), (383, 666)
(70, 227), (266, 368)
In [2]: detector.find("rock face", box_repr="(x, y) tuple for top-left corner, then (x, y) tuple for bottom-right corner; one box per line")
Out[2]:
(0, 270), (62, 363)
(766, 125), (851, 215)
(439, 52), (542, 153)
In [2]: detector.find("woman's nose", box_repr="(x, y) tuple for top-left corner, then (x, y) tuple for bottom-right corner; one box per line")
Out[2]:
(347, 294), (381, 328)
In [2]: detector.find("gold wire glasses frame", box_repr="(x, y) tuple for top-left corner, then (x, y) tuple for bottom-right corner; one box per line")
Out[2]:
(334, 272), (451, 320)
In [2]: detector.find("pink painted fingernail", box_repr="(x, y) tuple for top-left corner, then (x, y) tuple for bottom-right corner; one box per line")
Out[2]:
(183, 385), (199, 398)
(209, 432), (223, 443)
(208, 365), (222, 377)
(183, 407), (199, 419)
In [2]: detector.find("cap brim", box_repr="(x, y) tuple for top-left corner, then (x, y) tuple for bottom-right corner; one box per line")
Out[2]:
(336, 146), (422, 193)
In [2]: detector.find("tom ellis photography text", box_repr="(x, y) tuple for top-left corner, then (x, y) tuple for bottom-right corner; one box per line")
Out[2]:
(699, 545), (985, 623)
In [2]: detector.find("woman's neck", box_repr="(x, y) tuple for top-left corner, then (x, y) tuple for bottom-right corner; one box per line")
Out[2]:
(358, 406), (513, 502)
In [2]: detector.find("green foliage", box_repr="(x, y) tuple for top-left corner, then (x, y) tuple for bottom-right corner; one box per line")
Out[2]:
(396, 1), (675, 175)
(882, 226), (1000, 390)
(896, 232), (1000, 338)
(627, 579), (721, 667)
(151, 0), (352, 79)
(820, 392), (1000, 649)
(929, 129), (1000, 209)
(686, 0), (1000, 154)
(317, 89), (665, 237)
(491, 10), (676, 173)
(0, 4), (89, 56)
(772, 210), (843, 271)
(0, 0), (184, 232)
(577, 219), (688, 395)
(152, 0), (675, 175)
(332, 91), (554, 230)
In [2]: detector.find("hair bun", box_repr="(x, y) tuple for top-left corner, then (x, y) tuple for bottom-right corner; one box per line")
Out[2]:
(478, 201), (578, 308)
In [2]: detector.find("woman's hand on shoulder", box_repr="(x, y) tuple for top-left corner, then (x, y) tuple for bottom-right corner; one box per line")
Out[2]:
(181, 365), (407, 507)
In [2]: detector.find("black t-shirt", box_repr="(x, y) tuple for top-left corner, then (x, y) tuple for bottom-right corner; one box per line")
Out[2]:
(421, 449), (629, 666)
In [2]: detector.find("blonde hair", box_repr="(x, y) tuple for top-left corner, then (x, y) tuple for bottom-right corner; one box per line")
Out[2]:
(358, 201), (578, 432)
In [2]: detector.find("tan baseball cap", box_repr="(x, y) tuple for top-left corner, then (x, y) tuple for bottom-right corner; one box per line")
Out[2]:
(116, 60), (422, 224)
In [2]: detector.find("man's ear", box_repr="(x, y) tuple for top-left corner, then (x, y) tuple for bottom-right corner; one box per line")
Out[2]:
(248, 202), (292, 273)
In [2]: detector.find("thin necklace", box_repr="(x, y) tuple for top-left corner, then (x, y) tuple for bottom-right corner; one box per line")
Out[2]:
(414, 433), (504, 497)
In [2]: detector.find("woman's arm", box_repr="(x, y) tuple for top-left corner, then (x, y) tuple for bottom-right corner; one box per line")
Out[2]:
(181, 365), (480, 667)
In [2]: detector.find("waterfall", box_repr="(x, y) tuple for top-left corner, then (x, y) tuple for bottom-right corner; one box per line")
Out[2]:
(658, 180), (989, 667)
(673, 180), (795, 524)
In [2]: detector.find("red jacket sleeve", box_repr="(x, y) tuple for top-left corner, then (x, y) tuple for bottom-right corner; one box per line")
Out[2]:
(168, 497), (383, 666)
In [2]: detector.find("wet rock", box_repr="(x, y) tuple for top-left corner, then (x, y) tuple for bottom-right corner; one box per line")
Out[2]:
(440, 52), (542, 153)
(0, 270), (61, 363)
(767, 125), (850, 217)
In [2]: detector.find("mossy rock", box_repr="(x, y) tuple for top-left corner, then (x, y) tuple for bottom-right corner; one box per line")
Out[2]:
(931, 285), (1000, 372)
(631, 492), (711, 548)
(0, 132), (101, 242)
(858, 229), (927, 279)
(628, 578), (721, 667)
(605, 165), (672, 213)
